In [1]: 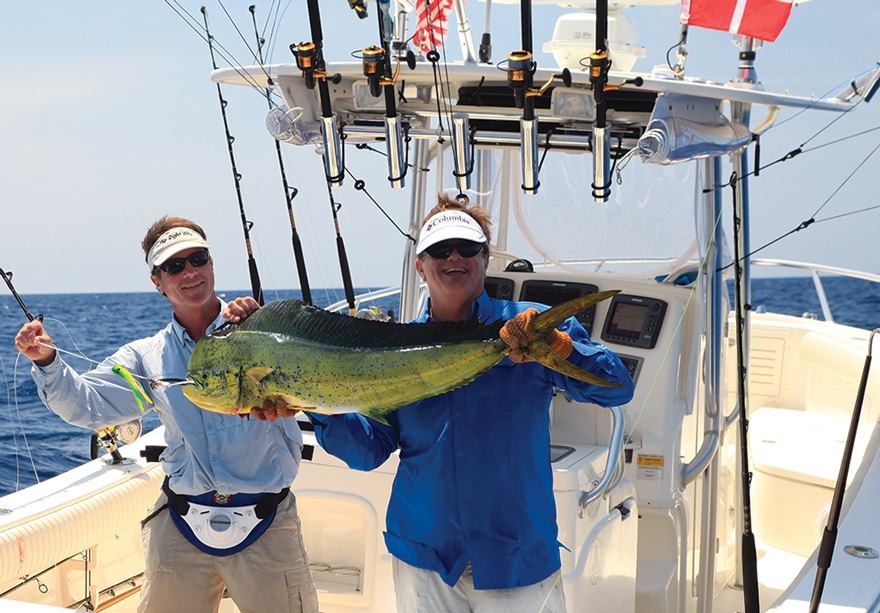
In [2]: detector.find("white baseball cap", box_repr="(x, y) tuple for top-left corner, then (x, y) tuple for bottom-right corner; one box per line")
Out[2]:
(146, 227), (211, 269)
(415, 210), (487, 254)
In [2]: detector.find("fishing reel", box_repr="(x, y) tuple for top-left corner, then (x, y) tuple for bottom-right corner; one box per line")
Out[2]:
(585, 49), (643, 100)
(506, 50), (535, 109)
(291, 42), (342, 90)
(507, 50), (572, 109)
(361, 44), (415, 98)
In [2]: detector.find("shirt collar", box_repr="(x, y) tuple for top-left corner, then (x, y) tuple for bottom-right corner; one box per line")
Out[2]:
(170, 299), (228, 344)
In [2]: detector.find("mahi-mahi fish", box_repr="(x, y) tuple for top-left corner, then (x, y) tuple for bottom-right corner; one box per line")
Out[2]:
(182, 290), (621, 422)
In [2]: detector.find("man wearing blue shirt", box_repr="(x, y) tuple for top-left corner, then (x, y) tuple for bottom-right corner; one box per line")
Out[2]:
(251, 195), (635, 612)
(14, 216), (318, 613)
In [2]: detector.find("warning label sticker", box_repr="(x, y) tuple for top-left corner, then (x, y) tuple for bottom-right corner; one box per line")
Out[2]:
(637, 454), (664, 481)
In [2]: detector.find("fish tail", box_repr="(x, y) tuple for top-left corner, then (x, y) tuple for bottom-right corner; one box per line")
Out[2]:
(524, 289), (622, 388)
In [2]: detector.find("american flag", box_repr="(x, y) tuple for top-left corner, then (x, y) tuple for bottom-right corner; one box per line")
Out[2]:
(681, 0), (793, 43)
(414, 0), (455, 54)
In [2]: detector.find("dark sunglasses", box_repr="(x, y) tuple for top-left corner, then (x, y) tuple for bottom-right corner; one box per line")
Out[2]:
(155, 250), (211, 275)
(423, 240), (487, 260)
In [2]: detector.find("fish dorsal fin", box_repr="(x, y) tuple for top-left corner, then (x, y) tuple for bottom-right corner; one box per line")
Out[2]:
(228, 299), (502, 349)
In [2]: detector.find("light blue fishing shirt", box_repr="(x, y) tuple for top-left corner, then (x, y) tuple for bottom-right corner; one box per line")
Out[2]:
(31, 305), (303, 496)
(308, 290), (635, 591)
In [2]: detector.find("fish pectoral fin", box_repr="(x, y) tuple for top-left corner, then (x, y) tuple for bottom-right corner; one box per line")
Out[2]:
(524, 343), (621, 388)
(244, 366), (275, 385)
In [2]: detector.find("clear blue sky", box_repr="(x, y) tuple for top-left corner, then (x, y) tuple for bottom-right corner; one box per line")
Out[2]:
(1, 1), (879, 295)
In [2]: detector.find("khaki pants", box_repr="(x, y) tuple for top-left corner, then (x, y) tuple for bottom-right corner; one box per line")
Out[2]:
(393, 558), (567, 613)
(138, 491), (318, 613)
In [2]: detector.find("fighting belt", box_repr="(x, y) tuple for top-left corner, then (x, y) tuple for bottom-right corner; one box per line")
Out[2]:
(162, 477), (289, 556)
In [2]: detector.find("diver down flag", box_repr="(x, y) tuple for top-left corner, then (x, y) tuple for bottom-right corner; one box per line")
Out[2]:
(681, 0), (793, 42)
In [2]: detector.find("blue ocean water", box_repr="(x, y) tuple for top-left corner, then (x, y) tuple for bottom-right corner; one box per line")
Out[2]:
(1, 277), (879, 498)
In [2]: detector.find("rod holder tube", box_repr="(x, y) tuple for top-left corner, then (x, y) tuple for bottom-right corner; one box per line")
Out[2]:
(385, 114), (406, 189)
(321, 114), (344, 186)
(520, 117), (540, 195)
(592, 122), (611, 202)
(452, 113), (471, 193)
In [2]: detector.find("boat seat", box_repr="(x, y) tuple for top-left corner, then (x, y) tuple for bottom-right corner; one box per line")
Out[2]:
(750, 407), (867, 489)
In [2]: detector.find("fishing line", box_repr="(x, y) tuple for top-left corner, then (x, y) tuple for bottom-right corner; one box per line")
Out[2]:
(715, 136), (880, 272)
(2, 351), (41, 491)
(165, 0), (276, 102)
(343, 164), (417, 244)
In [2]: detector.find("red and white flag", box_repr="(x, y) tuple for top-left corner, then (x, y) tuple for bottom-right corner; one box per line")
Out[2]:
(681, 0), (793, 42)
(414, 0), (455, 54)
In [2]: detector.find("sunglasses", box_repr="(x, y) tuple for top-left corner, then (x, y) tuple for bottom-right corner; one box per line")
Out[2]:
(155, 250), (211, 275)
(423, 240), (488, 259)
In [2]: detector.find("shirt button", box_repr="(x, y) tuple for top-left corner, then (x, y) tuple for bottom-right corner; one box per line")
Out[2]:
(458, 451), (464, 457)
(212, 456), (218, 461)
(456, 411), (462, 417)
(206, 424), (213, 430)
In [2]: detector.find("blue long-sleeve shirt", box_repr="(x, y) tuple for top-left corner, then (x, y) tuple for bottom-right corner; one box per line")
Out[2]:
(309, 290), (634, 590)
(31, 306), (304, 496)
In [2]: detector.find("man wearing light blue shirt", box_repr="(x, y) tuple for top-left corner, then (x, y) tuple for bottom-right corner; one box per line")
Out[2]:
(15, 216), (318, 613)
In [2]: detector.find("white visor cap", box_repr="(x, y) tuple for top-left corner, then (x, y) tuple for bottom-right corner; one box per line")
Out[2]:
(415, 211), (487, 255)
(147, 227), (211, 269)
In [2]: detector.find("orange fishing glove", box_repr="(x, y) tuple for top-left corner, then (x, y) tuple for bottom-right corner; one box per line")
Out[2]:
(500, 308), (538, 363)
(500, 309), (574, 363)
(544, 329), (573, 359)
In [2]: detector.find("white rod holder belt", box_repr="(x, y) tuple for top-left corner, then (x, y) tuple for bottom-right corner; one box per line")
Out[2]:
(385, 114), (406, 189)
(592, 122), (611, 202)
(520, 117), (540, 195)
(321, 114), (344, 187)
(452, 113), (471, 193)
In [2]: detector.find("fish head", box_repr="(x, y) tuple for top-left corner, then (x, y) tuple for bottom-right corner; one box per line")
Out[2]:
(182, 366), (243, 414)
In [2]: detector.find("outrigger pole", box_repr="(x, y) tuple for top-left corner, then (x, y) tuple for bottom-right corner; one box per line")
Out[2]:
(201, 6), (264, 306)
(248, 5), (312, 305)
(1, 267), (126, 464)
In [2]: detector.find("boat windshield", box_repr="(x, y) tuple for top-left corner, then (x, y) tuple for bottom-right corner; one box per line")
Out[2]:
(471, 149), (702, 279)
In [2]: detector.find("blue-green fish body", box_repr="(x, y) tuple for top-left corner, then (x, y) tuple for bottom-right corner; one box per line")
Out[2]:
(183, 291), (620, 422)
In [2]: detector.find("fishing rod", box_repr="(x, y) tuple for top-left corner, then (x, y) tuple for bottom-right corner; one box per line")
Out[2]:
(1, 267), (128, 464)
(361, 0), (414, 190)
(589, 0), (611, 202)
(326, 184), (357, 315)
(506, 0), (571, 196)
(293, 0), (357, 314)
(291, 0), (344, 187)
(730, 171), (760, 613)
(1, 267), (42, 323)
(248, 4), (312, 305)
(201, 6), (264, 306)
(809, 329), (879, 612)
(586, 0), (641, 202)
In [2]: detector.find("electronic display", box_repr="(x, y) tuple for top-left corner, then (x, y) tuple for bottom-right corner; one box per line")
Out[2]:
(484, 276), (514, 300)
(519, 280), (599, 334)
(601, 294), (667, 349)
